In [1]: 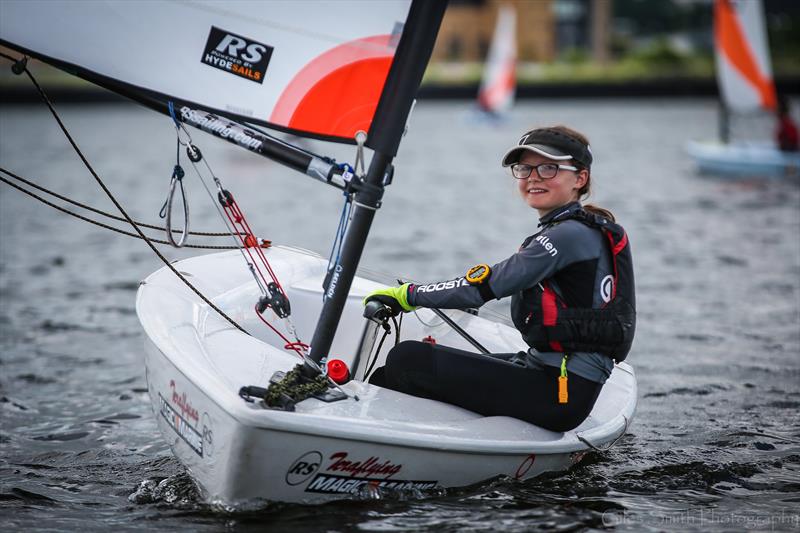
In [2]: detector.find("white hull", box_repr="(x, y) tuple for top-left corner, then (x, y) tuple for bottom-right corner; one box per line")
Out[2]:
(137, 246), (637, 506)
(686, 140), (800, 178)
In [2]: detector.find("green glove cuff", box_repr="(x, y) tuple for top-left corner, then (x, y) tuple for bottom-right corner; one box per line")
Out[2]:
(363, 283), (417, 312)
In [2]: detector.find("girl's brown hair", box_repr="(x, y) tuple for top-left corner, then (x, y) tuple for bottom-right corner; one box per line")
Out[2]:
(548, 125), (616, 222)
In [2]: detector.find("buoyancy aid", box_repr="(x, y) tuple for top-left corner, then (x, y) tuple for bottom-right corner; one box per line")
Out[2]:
(511, 209), (636, 362)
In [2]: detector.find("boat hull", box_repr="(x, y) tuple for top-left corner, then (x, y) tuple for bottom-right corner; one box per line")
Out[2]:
(138, 247), (636, 506)
(686, 140), (800, 178)
(145, 337), (582, 504)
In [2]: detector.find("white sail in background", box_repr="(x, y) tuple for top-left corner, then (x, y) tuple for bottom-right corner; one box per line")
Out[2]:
(714, 0), (776, 113)
(0, 0), (411, 142)
(477, 4), (516, 114)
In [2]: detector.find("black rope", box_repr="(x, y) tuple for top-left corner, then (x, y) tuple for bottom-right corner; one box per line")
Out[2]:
(0, 166), (245, 237)
(0, 173), (245, 250)
(363, 313), (403, 381)
(3, 52), (248, 335)
(363, 327), (390, 381)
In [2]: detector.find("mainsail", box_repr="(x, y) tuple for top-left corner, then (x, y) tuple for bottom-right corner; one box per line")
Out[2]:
(477, 4), (516, 114)
(714, 0), (776, 113)
(1, 0), (446, 367)
(0, 0), (413, 143)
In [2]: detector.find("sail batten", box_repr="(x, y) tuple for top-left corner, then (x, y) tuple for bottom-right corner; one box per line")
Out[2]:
(0, 0), (414, 143)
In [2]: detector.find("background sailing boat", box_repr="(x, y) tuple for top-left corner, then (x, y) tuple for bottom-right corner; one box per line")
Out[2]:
(474, 4), (516, 120)
(686, 0), (799, 177)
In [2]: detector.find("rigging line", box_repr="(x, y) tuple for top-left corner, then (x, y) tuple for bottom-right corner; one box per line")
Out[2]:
(334, 194), (353, 263)
(323, 193), (353, 301)
(225, 199), (286, 295)
(10, 56), (248, 335)
(160, 145), (190, 248)
(219, 200), (272, 292)
(186, 132), (292, 338)
(183, 150), (283, 309)
(200, 167), (304, 349)
(254, 304), (305, 358)
(412, 308), (445, 328)
(0, 174), (243, 250)
(186, 156), (263, 257)
(0, 166), (244, 236)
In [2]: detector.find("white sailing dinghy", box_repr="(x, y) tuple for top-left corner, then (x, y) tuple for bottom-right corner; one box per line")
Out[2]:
(686, 0), (800, 177)
(475, 4), (517, 118)
(1, 0), (636, 506)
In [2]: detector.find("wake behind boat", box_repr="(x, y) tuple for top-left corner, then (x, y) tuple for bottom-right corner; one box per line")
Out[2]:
(138, 246), (636, 505)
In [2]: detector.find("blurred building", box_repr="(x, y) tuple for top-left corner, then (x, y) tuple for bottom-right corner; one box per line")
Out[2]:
(431, 0), (611, 63)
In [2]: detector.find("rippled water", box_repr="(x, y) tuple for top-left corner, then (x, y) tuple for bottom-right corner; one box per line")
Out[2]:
(1, 98), (799, 531)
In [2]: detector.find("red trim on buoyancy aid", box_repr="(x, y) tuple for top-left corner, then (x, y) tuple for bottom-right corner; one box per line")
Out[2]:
(605, 232), (619, 304)
(604, 229), (629, 304)
(510, 208), (636, 362)
(612, 232), (628, 256)
(541, 283), (565, 352)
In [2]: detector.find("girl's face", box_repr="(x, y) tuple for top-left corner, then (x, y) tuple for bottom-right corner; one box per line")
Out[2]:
(515, 152), (588, 217)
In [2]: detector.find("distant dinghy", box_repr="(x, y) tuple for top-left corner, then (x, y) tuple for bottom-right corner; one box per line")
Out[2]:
(686, 0), (800, 178)
(475, 4), (517, 119)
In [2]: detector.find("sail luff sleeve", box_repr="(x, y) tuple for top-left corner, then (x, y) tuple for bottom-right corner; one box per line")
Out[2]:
(307, 0), (447, 366)
(366, 0), (448, 156)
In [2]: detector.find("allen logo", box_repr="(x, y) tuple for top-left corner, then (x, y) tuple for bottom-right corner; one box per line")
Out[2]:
(202, 26), (273, 84)
(534, 235), (558, 257)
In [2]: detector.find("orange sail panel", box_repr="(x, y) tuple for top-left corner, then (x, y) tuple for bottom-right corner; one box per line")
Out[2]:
(271, 36), (395, 139)
(714, 0), (776, 111)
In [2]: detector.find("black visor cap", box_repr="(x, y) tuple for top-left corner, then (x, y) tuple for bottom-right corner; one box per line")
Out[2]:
(504, 129), (593, 169)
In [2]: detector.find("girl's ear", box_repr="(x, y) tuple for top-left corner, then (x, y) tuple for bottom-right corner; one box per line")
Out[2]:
(575, 169), (589, 190)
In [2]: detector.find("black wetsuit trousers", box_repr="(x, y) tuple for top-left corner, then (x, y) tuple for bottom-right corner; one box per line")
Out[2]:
(369, 340), (603, 433)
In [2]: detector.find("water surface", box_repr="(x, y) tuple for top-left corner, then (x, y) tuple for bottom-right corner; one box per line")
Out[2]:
(1, 99), (799, 531)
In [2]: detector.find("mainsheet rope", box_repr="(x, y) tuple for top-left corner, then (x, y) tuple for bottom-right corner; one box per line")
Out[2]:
(0, 166), (246, 238)
(0, 170), (247, 250)
(1, 52), (248, 334)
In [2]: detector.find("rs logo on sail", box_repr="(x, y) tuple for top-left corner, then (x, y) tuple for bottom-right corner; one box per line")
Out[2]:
(215, 35), (268, 64)
(202, 26), (273, 84)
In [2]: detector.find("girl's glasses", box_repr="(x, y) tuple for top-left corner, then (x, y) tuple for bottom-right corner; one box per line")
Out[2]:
(511, 163), (577, 180)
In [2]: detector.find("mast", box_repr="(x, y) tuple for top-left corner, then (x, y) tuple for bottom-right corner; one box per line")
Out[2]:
(307, 0), (447, 366)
